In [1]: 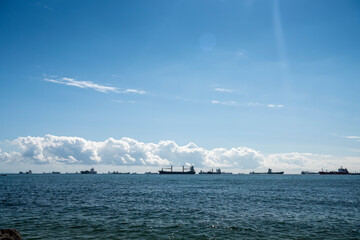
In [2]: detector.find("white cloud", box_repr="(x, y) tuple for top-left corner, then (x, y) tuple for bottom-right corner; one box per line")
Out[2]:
(263, 152), (332, 171)
(0, 135), (261, 169)
(121, 89), (146, 94)
(267, 104), (284, 108)
(44, 77), (119, 93)
(214, 88), (234, 93)
(44, 76), (145, 95)
(2, 135), (358, 173)
(211, 100), (237, 105)
(345, 136), (360, 139)
(212, 101), (284, 108)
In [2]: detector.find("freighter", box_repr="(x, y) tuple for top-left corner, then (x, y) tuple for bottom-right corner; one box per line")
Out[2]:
(319, 167), (349, 175)
(80, 167), (97, 174)
(159, 165), (196, 174)
(250, 168), (284, 174)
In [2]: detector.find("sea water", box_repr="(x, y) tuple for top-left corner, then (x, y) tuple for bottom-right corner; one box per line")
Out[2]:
(1, 174), (359, 239)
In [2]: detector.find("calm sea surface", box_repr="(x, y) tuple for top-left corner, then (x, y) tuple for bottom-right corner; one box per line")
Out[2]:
(1, 174), (359, 239)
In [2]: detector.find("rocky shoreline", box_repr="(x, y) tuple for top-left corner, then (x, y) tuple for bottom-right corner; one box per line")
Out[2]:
(0, 229), (22, 240)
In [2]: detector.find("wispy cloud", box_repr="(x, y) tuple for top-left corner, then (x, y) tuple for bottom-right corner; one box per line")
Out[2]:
(211, 100), (237, 105)
(267, 104), (284, 109)
(121, 89), (146, 95)
(44, 77), (118, 93)
(44, 76), (146, 95)
(36, 2), (55, 12)
(214, 88), (234, 93)
(211, 100), (284, 109)
(345, 136), (360, 139)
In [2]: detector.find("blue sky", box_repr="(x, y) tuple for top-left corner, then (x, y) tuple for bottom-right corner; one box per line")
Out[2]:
(0, 0), (360, 173)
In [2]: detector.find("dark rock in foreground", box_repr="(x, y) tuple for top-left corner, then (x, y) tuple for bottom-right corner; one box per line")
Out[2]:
(0, 229), (22, 240)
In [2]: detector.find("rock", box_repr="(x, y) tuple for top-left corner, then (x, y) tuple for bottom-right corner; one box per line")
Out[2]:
(0, 229), (22, 240)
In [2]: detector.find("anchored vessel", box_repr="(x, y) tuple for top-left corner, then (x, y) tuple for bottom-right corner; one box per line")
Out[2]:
(301, 171), (318, 174)
(250, 168), (284, 174)
(80, 167), (97, 174)
(318, 167), (358, 175)
(108, 171), (130, 174)
(319, 167), (348, 175)
(159, 165), (196, 174)
(318, 167), (360, 175)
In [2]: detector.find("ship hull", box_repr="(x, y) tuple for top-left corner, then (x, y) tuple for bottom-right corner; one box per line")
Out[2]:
(158, 171), (195, 174)
(319, 172), (349, 175)
(199, 172), (221, 174)
(250, 172), (284, 174)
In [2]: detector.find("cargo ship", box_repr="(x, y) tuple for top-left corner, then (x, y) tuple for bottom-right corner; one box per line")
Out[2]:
(159, 165), (196, 174)
(319, 167), (360, 175)
(319, 167), (349, 175)
(250, 168), (284, 174)
(80, 167), (97, 174)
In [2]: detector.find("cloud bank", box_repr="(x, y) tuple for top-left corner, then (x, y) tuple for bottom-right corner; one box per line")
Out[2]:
(0, 135), (259, 169)
(1, 135), (355, 172)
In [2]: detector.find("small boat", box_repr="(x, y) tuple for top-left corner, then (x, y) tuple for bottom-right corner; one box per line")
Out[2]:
(159, 165), (196, 174)
(80, 167), (97, 174)
(108, 171), (130, 174)
(301, 171), (318, 174)
(250, 168), (284, 174)
(52, 171), (61, 174)
(145, 172), (158, 174)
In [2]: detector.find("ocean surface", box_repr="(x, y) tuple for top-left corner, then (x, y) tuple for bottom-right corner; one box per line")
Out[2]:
(1, 174), (359, 239)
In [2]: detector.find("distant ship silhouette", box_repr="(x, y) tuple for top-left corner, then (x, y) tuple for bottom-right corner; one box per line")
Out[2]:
(80, 167), (97, 174)
(250, 168), (284, 174)
(158, 166), (196, 174)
